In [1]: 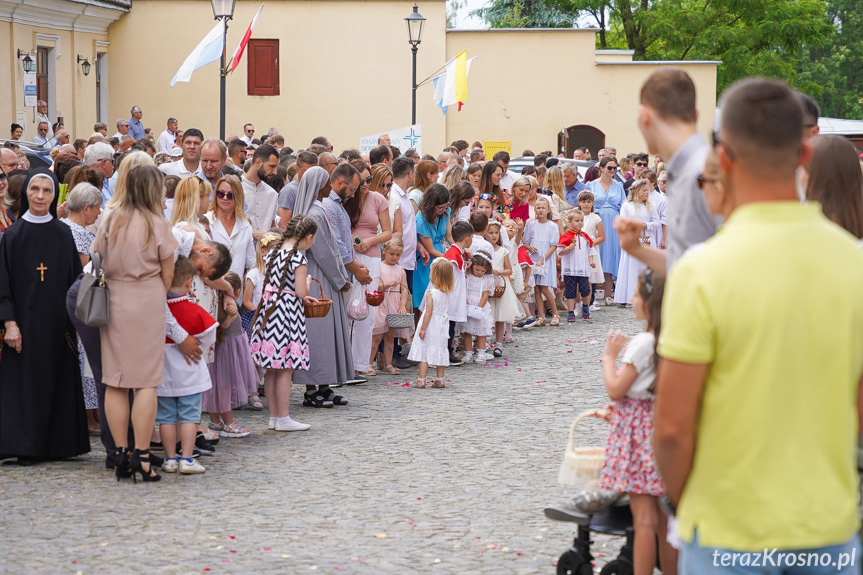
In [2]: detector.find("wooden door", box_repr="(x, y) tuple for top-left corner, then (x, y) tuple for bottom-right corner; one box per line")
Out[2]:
(36, 47), (49, 105)
(247, 39), (279, 96)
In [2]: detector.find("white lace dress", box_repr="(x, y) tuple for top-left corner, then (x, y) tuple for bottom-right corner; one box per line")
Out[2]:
(408, 288), (450, 367)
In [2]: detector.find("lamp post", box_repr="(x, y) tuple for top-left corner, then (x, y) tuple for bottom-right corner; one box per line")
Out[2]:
(211, 0), (237, 141)
(405, 4), (426, 126)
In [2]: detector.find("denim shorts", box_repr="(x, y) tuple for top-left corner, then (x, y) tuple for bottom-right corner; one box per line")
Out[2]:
(156, 393), (202, 424)
(563, 275), (591, 299)
(681, 529), (862, 574)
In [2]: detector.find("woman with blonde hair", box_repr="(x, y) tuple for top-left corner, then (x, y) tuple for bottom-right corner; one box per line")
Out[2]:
(170, 176), (211, 232)
(439, 164), (466, 190)
(106, 151), (155, 210)
(91, 165), (178, 482)
(613, 178), (660, 306)
(206, 174), (255, 283)
(409, 159), (439, 214)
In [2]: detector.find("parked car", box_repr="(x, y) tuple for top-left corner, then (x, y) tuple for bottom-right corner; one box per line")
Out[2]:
(0, 139), (53, 170)
(507, 156), (627, 185)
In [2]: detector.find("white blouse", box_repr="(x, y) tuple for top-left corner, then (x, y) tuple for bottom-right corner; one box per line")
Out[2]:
(205, 211), (256, 281)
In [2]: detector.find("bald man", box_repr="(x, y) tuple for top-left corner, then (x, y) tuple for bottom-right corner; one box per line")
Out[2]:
(0, 148), (19, 174)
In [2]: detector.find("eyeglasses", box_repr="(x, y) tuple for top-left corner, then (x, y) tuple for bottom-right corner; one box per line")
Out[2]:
(364, 176), (373, 184)
(216, 191), (235, 200)
(696, 174), (715, 189)
(635, 162), (648, 167)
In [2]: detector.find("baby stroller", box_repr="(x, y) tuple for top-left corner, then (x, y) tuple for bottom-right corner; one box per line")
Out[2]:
(545, 409), (640, 575)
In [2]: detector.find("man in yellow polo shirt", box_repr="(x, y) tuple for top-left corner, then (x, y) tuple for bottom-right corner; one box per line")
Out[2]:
(655, 78), (863, 573)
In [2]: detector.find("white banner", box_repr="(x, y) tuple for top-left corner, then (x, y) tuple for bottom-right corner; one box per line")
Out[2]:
(23, 71), (37, 107)
(360, 124), (422, 156)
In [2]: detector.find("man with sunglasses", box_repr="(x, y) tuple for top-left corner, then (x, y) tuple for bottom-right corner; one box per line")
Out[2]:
(623, 153), (650, 192)
(240, 123), (255, 145)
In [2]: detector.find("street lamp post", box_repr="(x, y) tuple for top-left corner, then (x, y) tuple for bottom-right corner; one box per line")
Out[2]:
(211, 0), (237, 141)
(405, 4), (426, 126)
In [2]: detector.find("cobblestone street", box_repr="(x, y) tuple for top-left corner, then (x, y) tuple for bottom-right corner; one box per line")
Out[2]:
(1, 306), (640, 575)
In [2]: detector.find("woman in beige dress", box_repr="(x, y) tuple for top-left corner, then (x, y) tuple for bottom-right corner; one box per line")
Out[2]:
(92, 165), (177, 482)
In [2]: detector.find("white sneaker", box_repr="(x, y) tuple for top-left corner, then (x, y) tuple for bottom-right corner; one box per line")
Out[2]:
(179, 458), (206, 474)
(462, 350), (474, 363)
(590, 304), (601, 312)
(605, 297), (614, 306)
(474, 352), (487, 364)
(275, 417), (311, 432)
(268, 417), (276, 430)
(162, 458), (178, 473)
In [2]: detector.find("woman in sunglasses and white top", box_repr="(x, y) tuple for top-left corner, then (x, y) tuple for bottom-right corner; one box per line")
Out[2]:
(205, 175), (255, 295)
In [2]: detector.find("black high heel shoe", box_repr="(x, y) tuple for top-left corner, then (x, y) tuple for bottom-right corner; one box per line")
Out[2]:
(130, 449), (161, 483)
(114, 447), (132, 481)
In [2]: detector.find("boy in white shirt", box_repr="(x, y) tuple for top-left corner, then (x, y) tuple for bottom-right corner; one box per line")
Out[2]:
(557, 210), (597, 321)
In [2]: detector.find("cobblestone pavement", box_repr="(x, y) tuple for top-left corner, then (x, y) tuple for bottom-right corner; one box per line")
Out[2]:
(1, 305), (641, 575)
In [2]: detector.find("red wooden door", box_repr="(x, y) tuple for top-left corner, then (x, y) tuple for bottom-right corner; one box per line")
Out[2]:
(247, 39), (279, 96)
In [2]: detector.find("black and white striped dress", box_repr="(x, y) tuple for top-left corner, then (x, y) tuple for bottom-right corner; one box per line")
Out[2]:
(249, 249), (310, 370)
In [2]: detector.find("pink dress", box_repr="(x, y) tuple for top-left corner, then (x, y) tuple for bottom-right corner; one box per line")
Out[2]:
(373, 262), (412, 337)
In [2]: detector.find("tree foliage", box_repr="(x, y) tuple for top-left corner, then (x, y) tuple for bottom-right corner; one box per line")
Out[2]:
(471, 0), (574, 29)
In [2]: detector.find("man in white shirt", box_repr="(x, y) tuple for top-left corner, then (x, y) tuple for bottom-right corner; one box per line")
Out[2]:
(240, 123), (255, 145)
(158, 118), (179, 154)
(36, 100), (53, 140)
(493, 151), (519, 193)
(112, 119), (130, 140)
(32, 122), (50, 146)
(200, 138), (228, 191)
(159, 128), (205, 179)
(241, 143), (279, 239)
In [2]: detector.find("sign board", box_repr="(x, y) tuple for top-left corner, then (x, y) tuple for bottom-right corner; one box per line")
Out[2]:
(483, 140), (511, 158)
(360, 124), (422, 156)
(23, 71), (37, 107)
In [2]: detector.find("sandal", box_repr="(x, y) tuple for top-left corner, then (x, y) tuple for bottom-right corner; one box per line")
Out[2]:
(303, 391), (335, 408)
(384, 365), (400, 375)
(412, 378), (427, 389)
(534, 315), (546, 327)
(320, 388), (349, 406)
(431, 378), (446, 388)
(361, 369), (377, 377)
(247, 395), (264, 410)
(550, 315), (561, 327)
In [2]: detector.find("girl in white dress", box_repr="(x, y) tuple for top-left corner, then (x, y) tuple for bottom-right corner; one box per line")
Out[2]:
(523, 196), (561, 326)
(577, 191), (605, 308)
(614, 179), (661, 305)
(457, 252), (495, 364)
(485, 221), (519, 356)
(408, 258), (454, 389)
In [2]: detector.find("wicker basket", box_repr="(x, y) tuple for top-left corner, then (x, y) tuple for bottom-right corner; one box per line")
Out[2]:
(489, 275), (507, 299)
(304, 277), (332, 318)
(557, 409), (609, 489)
(366, 277), (384, 306)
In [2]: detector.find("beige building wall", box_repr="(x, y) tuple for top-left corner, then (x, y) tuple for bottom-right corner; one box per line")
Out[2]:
(1, 1), (125, 141)
(108, 0), (449, 152)
(445, 29), (718, 158)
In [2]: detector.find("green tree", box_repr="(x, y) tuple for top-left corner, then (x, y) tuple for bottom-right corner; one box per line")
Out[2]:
(472, 0), (574, 28)
(797, 0), (863, 118)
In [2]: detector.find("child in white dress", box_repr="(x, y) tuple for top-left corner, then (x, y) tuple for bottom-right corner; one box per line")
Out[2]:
(457, 251), (495, 364)
(577, 191), (605, 309)
(614, 179), (661, 306)
(523, 196), (561, 326)
(485, 221), (519, 355)
(408, 258), (454, 388)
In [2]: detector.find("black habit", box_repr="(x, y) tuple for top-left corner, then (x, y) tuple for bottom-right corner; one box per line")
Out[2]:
(0, 215), (89, 459)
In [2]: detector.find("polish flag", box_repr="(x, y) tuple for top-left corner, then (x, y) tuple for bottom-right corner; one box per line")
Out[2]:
(229, 4), (264, 74)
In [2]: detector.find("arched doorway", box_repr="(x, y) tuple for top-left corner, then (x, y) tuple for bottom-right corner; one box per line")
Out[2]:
(557, 125), (606, 159)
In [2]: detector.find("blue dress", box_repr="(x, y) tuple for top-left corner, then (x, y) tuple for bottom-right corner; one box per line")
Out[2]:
(412, 209), (450, 308)
(587, 179), (625, 280)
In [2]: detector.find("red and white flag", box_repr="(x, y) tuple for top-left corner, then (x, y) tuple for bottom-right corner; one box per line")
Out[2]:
(229, 3), (264, 74)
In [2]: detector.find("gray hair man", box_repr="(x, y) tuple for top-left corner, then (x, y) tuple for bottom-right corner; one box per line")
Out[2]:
(84, 142), (116, 206)
(158, 117), (178, 154)
(200, 138), (227, 190)
(128, 105), (145, 140)
(112, 119), (130, 139)
(33, 122), (50, 146)
(36, 100), (53, 140)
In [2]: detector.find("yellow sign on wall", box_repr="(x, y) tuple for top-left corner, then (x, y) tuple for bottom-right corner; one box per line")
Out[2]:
(483, 141), (511, 157)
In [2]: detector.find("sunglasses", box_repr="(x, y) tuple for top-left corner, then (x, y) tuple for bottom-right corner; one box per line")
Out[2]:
(605, 165), (617, 171)
(216, 191), (235, 200)
(364, 176), (373, 184)
(384, 182), (393, 189)
(635, 162), (648, 167)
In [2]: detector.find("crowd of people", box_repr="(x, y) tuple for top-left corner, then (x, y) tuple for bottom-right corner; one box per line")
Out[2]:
(2, 68), (863, 573)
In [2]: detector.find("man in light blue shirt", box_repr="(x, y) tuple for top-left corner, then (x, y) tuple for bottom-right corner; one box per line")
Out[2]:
(127, 106), (145, 140)
(322, 164), (371, 286)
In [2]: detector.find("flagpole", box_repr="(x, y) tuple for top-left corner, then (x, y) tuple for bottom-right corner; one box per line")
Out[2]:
(219, 16), (227, 141)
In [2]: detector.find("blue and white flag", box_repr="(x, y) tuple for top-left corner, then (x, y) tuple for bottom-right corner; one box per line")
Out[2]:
(170, 20), (225, 86)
